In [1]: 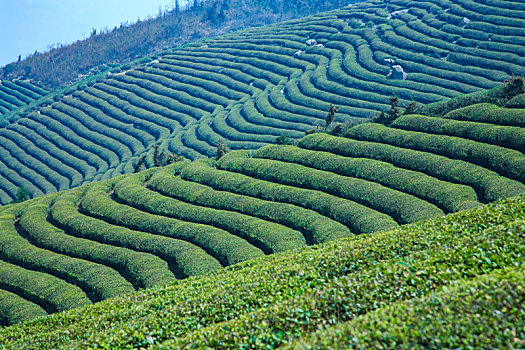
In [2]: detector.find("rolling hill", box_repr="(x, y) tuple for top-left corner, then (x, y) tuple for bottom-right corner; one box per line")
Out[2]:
(0, 1), (524, 347)
(0, 0), (524, 204)
(0, 190), (524, 348)
(0, 85), (524, 328)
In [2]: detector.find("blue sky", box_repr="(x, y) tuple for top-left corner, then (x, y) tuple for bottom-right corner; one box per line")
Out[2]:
(0, 0), (189, 66)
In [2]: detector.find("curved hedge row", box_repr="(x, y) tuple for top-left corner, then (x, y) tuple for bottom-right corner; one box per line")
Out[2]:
(112, 170), (305, 252)
(0, 288), (46, 327)
(254, 145), (480, 212)
(393, 114), (525, 154)
(20, 195), (171, 290)
(346, 123), (525, 183)
(217, 151), (444, 224)
(8, 192), (524, 349)
(80, 180), (267, 263)
(50, 187), (219, 281)
(0, 80), (48, 116)
(0, 259), (90, 315)
(299, 132), (525, 202)
(180, 160), (398, 234)
(1, 0), (524, 203)
(147, 164), (351, 244)
(0, 208), (133, 302)
(444, 103), (525, 126)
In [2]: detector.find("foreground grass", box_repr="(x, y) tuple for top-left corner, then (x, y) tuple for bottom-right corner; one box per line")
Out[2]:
(1, 195), (525, 349)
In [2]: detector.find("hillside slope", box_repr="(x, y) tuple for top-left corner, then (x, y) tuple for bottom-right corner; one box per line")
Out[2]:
(0, 193), (524, 348)
(0, 0), (524, 204)
(0, 81), (49, 119)
(0, 88), (524, 326)
(0, 0), (354, 88)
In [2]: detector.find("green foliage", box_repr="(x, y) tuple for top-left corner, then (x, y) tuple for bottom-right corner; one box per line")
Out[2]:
(275, 134), (295, 145)
(371, 95), (401, 125)
(346, 122), (525, 185)
(150, 163), (352, 244)
(114, 168), (304, 253)
(289, 264), (525, 349)
(2, 195), (525, 348)
(298, 132), (525, 202)
(254, 144), (480, 213)
(1, 0), (525, 205)
(11, 187), (30, 203)
(217, 150), (444, 224)
(180, 159), (397, 234)
(506, 93), (525, 108)
(216, 140), (230, 160)
(393, 113), (525, 154)
(445, 102), (525, 127)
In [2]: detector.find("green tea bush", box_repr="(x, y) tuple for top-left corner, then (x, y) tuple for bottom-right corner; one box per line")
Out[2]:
(9, 195), (523, 348)
(0, 129), (80, 188)
(23, 113), (109, 172)
(299, 133), (525, 202)
(21, 195), (173, 290)
(60, 97), (147, 152)
(0, 207), (133, 302)
(393, 114), (525, 153)
(346, 123), (525, 183)
(445, 102), (525, 126)
(255, 144), (479, 212)
(506, 93), (525, 108)
(0, 259), (90, 315)
(289, 264), (525, 349)
(149, 165), (351, 243)
(217, 151), (444, 224)
(181, 160), (397, 234)
(0, 288), (46, 327)
(113, 170), (305, 252)
(81, 180), (267, 264)
(38, 108), (118, 168)
(53, 185), (220, 280)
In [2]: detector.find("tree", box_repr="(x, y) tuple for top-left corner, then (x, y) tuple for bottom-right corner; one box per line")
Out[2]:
(326, 104), (338, 130)
(388, 95), (400, 122)
(275, 134), (294, 145)
(133, 154), (147, 173)
(216, 140), (230, 160)
(372, 94), (401, 125)
(12, 187), (30, 203)
(403, 101), (418, 115)
(134, 146), (183, 173)
(501, 75), (525, 101)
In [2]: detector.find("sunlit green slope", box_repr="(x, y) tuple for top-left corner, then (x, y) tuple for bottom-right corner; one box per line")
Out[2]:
(0, 86), (524, 330)
(0, 193), (524, 348)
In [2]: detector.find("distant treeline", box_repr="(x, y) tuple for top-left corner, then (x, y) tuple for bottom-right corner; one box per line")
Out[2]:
(0, 0), (354, 89)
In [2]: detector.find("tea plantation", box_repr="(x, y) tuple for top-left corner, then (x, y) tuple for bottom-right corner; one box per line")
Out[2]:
(0, 85), (524, 331)
(0, 80), (48, 119)
(0, 189), (524, 348)
(0, 0), (524, 203)
(0, 0), (524, 347)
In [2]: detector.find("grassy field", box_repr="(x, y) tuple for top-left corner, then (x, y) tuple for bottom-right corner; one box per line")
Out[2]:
(0, 0), (524, 203)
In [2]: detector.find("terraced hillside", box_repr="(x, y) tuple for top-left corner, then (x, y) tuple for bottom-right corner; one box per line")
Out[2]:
(1, 86), (525, 326)
(0, 0), (525, 204)
(0, 80), (49, 117)
(1, 193), (524, 348)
